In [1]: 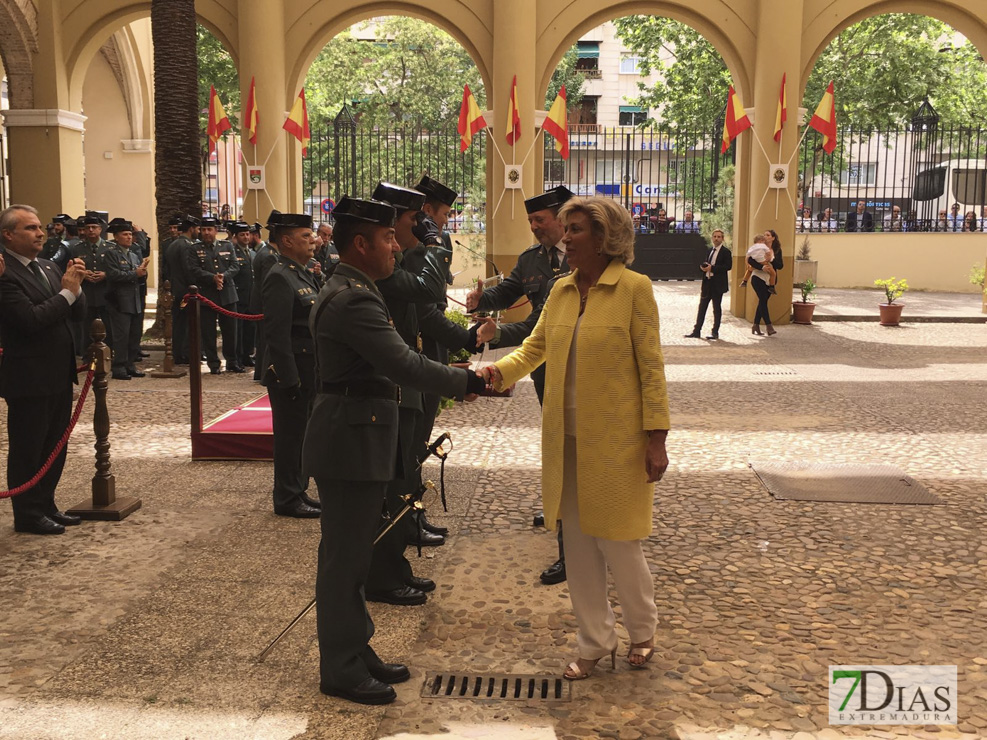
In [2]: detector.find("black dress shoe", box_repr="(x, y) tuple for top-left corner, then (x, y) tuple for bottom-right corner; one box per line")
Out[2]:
(321, 676), (396, 705)
(14, 516), (65, 535)
(540, 559), (567, 585)
(406, 576), (435, 593)
(684, 331), (702, 338)
(367, 662), (411, 684)
(366, 586), (427, 606)
(274, 501), (321, 518)
(111, 370), (132, 380)
(413, 528), (445, 547)
(418, 512), (448, 536)
(49, 511), (81, 526)
(300, 493), (322, 510)
(126, 367), (146, 378)
(242, 358), (255, 368)
(705, 334), (719, 340)
(533, 512), (545, 527)
(209, 367), (223, 374)
(227, 364), (247, 374)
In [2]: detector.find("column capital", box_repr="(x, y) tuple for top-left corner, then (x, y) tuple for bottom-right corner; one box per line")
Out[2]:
(2, 109), (87, 131)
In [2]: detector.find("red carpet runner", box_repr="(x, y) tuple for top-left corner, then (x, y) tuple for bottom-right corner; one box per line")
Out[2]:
(193, 395), (273, 461)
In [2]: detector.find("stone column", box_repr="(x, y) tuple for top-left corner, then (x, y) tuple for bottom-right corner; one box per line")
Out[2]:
(4, 0), (85, 217)
(739, 0), (804, 325)
(237, 0), (288, 223)
(489, 0), (538, 319)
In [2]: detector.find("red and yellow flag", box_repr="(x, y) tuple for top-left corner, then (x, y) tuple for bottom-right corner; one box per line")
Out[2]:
(720, 85), (752, 154)
(505, 74), (521, 146)
(283, 88), (311, 156)
(207, 85), (232, 153)
(809, 80), (838, 154)
(543, 86), (569, 159)
(773, 73), (787, 143)
(457, 84), (487, 152)
(244, 76), (259, 146)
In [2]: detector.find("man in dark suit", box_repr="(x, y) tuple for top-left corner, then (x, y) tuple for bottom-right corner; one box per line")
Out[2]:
(303, 196), (485, 706)
(685, 228), (732, 340)
(0, 205), (88, 535)
(845, 201), (874, 232)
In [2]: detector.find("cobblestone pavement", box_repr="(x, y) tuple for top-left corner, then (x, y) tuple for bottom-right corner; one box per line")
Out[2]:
(0, 284), (985, 739)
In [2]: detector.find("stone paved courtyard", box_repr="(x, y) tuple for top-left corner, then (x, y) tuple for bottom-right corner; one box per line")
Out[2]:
(1, 283), (986, 740)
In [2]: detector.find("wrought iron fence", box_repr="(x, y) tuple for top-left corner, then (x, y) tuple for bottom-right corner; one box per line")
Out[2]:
(303, 109), (486, 230)
(798, 125), (987, 233)
(543, 125), (732, 234)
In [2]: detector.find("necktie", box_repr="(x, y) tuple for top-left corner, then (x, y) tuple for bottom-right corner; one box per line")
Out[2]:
(29, 261), (52, 295)
(550, 248), (560, 273)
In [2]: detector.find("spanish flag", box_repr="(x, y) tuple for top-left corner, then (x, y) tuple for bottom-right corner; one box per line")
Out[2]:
(773, 73), (787, 143)
(244, 76), (259, 146)
(457, 84), (487, 152)
(506, 75), (521, 146)
(283, 88), (311, 156)
(207, 85), (232, 153)
(543, 86), (569, 159)
(720, 85), (752, 154)
(809, 80), (838, 154)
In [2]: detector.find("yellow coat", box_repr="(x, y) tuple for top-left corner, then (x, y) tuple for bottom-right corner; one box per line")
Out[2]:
(494, 260), (670, 541)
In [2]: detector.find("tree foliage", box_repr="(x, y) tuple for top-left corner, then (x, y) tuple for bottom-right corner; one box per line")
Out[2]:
(614, 13), (987, 133)
(196, 25), (239, 131)
(304, 17), (484, 130)
(546, 46), (586, 111)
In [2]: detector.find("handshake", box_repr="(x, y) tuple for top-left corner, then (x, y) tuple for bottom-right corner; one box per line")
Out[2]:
(467, 316), (497, 350)
(462, 365), (503, 402)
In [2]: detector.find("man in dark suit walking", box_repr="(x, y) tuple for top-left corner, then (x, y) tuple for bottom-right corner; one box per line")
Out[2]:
(685, 228), (732, 340)
(0, 205), (88, 535)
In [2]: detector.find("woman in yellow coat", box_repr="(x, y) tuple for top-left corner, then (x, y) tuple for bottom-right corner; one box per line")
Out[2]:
(484, 196), (670, 680)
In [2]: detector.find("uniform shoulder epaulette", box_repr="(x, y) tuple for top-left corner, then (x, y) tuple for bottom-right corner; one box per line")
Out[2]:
(521, 243), (542, 255)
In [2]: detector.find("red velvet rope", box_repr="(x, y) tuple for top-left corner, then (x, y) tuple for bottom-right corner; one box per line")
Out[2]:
(0, 364), (97, 499)
(181, 293), (264, 321)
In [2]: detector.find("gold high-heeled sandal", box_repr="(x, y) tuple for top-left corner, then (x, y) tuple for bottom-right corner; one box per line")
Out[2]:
(563, 647), (617, 681)
(627, 643), (655, 669)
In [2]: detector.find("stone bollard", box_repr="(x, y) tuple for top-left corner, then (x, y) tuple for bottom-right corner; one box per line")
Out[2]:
(67, 319), (142, 521)
(150, 280), (187, 378)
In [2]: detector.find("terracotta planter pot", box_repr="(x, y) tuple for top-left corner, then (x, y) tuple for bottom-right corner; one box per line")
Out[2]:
(879, 302), (904, 326)
(792, 301), (816, 325)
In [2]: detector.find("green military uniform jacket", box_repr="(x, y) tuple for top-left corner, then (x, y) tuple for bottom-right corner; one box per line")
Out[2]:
(261, 256), (320, 390)
(185, 239), (240, 306)
(102, 241), (144, 315)
(302, 263), (468, 483)
(70, 238), (109, 307)
(475, 242), (567, 314)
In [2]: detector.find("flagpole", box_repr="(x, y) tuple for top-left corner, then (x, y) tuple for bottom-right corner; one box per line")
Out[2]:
(519, 127), (545, 169)
(786, 126), (813, 169)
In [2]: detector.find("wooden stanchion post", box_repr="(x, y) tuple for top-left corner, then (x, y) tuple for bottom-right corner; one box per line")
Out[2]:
(67, 319), (142, 521)
(150, 280), (187, 378)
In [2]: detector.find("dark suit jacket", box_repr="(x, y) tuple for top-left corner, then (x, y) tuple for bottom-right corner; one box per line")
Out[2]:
(0, 256), (86, 399)
(845, 211), (874, 232)
(700, 245), (732, 296)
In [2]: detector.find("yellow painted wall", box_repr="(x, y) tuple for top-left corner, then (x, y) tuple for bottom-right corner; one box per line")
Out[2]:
(809, 233), (987, 293)
(81, 50), (156, 277)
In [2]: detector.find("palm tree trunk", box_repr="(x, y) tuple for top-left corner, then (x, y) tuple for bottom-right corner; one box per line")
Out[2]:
(149, 0), (200, 333)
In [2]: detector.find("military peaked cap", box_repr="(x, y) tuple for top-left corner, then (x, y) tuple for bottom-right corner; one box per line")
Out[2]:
(333, 196), (396, 227)
(227, 220), (252, 234)
(80, 213), (105, 226)
(200, 217), (220, 228)
(107, 218), (134, 233)
(524, 185), (575, 215)
(372, 182), (426, 213)
(180, 214), (201, 230)
(168, 215), (184, 227)
(272, 213), (313, 230)
(249, 222), (262, 234)
(415, 175), (457, 206)
(52, 213), (72, 224)
(266, 209), (283, 230)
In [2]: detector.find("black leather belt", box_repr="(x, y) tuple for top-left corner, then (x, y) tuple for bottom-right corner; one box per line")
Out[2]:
(321, 380), (400, 402)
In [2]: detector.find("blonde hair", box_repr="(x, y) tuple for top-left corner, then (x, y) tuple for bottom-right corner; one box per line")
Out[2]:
(752, 234), (766, 244)
(557, 196), (635, 265)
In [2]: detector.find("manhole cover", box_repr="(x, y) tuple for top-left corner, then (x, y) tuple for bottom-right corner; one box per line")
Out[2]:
(750, 462), (942, 504)
(421, 672), (571, 702)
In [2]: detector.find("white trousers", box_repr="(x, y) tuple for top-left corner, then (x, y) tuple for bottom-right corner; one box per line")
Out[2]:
(559, 435), (658, 660)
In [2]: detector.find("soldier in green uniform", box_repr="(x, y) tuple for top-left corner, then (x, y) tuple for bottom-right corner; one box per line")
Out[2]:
(42, 214), (73, 270)
(303, 196), (485, 706)
(184, 216), (242, 374)
(251, 212), (282, 381)
(164, 215), (199, 365)
(228, 221), (256, 369)
(260, 213), (323, 519)
(466, 185), (574, 585)
(70, 212), (112, 355)
(103, 218), (150, 380)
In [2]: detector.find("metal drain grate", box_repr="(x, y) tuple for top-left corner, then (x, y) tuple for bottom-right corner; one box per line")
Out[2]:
(422, 672), (572, 702)
(751, 461), (943, 504)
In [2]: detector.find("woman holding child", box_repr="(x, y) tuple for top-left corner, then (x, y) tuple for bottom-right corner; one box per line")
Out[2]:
(750, 229), (783, 336)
